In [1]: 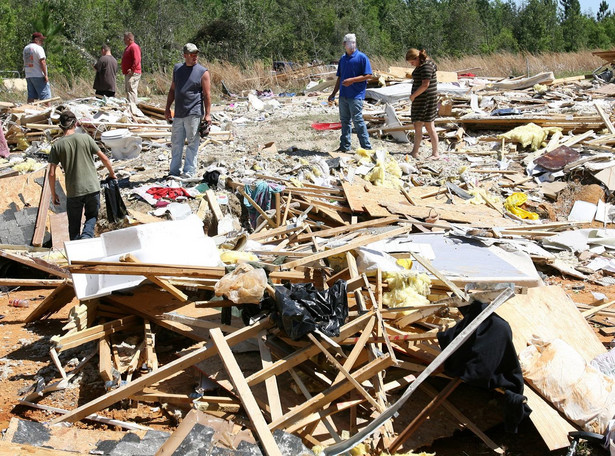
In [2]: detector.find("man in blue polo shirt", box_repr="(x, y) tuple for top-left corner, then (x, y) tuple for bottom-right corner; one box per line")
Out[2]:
(328, 33), (372, 152)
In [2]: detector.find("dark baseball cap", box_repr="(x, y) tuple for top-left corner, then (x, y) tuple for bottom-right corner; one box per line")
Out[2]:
(59, 110), (77, 129)
(32, 32), (46, 40)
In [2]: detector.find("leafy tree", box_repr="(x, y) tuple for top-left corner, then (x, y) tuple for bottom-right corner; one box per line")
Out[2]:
(514, 0), (563, 52)
(0, 0), (21, 75)
(442, 0), (486, 56)
(598, 0), (610, 21)
(560, 0), (586, 51)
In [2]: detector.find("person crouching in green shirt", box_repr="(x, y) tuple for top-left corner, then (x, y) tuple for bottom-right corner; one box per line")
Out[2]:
(49, 110), (117, 240)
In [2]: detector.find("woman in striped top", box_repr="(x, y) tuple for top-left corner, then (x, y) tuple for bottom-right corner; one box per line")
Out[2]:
(406, 48), (440, 159)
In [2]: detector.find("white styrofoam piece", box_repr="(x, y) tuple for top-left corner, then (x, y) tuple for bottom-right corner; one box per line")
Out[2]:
(65, 215), (222, 300)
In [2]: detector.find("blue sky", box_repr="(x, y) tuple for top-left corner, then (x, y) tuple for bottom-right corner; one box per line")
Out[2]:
(579, 0), (608, 15)
(515, 1), (609, 17)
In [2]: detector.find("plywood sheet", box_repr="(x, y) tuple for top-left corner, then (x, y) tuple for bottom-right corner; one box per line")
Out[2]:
(24, 280), (76, 323)
(0, 167), (65, 212)
(383, 200), (514, 227)
(341, 180), (399, 216)
(496, 286), (606, 450)
(103, 284), (234, 342)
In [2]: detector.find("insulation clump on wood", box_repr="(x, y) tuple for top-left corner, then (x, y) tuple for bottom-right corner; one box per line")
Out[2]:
(519, 336), (615, 434)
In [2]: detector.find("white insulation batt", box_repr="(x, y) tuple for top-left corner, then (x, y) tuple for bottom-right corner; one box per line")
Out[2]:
(520, 336), (615, 435)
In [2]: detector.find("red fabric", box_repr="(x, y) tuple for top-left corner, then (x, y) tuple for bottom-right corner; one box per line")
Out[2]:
(459, 73), (476, 78)
(121, 42), (142, 74)
(146, 187), (191, 200)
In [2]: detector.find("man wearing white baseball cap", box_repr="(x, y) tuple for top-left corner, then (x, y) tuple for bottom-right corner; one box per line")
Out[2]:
(165, 43), (211, 179)
(328, 33), (372, 152)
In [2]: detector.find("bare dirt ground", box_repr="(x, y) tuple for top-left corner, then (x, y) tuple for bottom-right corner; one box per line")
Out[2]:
(1, 94), (615, 455)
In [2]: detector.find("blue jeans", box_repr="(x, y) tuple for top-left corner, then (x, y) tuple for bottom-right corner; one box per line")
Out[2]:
(26, 77), (51, 101)
(67, 192), (100, 240)
(339, 96), (371, 151)
(170, 115), (201, 176)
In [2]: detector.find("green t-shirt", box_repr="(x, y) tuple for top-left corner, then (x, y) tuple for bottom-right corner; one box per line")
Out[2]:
(49, 133), (101, 198)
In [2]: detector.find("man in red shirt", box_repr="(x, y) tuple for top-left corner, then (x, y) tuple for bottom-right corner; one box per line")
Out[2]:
(121, 32), (141, 106)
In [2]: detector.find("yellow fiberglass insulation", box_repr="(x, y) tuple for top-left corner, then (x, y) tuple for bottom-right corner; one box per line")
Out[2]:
(497, 123), (561, 151)
(365, 158), (402, 189)
(355, 147), (375, 164)
(13, 158), (45, 173)
(382, 270), (431, 313)
(466, 187), (502, 207)
(219, 250), (259, 264)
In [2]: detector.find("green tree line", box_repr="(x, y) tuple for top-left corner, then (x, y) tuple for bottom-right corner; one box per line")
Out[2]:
(1, 0), (615, 79)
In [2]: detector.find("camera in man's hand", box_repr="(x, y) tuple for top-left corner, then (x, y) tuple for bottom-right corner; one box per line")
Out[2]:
(199, 119), (212, 138)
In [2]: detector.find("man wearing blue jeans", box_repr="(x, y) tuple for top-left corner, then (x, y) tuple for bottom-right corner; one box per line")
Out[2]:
(23, 32), (51, 103)
(49, 111), (117, 240)
(328, 33), (372, 152)
(165, 43), (211, 178)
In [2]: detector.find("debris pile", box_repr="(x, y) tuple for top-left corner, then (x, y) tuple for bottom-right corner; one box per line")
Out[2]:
(1, 63), (615, 456)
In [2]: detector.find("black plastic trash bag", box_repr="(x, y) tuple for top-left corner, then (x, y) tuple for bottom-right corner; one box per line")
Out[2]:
(102, 178), (127, 223)
(437, 300), (531, 432)
(274, 279), (348, 340)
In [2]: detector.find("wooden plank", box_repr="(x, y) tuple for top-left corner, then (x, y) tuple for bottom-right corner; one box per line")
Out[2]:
(0, 248), (70, 278)
(295, 215), (399, 243)
(246, 311), (374, 387)
(31, 164), (51, 247)
(249, 223), (305, 241)
(0, 278), (65, 287)
(209, 328), (283, 456)
(145, 274), (188, 301)
(307, 332), (384, 412)
(52, 317), (274, 425)
(383, 200), (513, 227)
(205, 189), (223, 223)
(48, 212), (69, 250)
(24, 281), (75, 323)
(99, 337), (114, 382)
(143, 320), (158, 371)
(594, 101), (615, 135)
(0, 441), (75, 455)
(258, 331), (283, 421)
(69, 261), (225, 278)
(281, 225), (412, 269)
(496, 286), (603, 450)
(54, 315), (140, 352)
(269, 354), (394, 431)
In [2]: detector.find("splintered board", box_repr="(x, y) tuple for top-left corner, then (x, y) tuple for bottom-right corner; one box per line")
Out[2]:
(496, 286), (606, 450)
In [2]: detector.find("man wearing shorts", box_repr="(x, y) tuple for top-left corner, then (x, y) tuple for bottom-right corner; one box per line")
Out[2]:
(23, 32), (51, 103)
